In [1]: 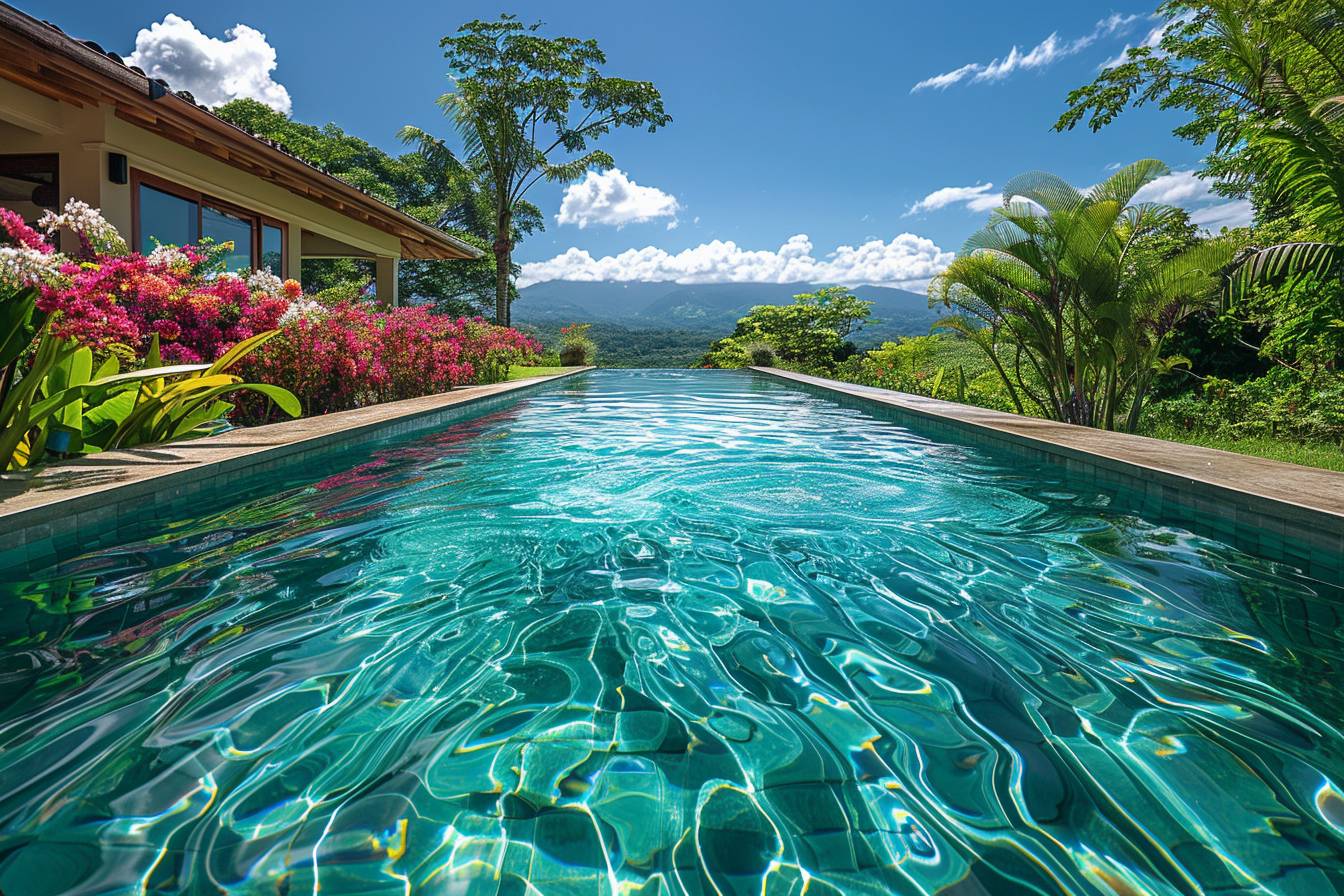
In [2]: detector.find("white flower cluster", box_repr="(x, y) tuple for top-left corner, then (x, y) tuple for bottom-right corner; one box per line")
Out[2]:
(147, 244), (192, 270)
(246, 267), (284, 297)
(278, 296), (327, 326)
(39, 199), (127, 256)
(0, 245), (63, 289)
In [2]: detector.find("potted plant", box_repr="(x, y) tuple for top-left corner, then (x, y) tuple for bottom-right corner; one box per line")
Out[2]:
(558, 322), (596, 366)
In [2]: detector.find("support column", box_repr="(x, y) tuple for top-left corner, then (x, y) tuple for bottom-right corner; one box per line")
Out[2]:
(287, 228), (304, 282)
(375, 255), (400, 307)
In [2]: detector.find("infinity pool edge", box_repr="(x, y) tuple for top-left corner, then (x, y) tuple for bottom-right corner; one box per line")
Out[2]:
(752, 366), (1344, 581)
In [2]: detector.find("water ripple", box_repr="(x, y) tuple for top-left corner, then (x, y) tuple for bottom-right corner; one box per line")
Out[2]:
(0, 369), (1341, 895)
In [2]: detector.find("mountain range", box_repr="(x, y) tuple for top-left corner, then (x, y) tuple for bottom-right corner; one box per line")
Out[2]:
(513, 280), (942, 346)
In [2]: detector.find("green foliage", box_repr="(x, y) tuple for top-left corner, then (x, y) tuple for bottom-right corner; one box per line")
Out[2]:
(214, 99), (540, 315)
(931, 161), (1235, 431)
(700, 286), (872, 372)
(835, 334), (1019, 412)
(1240, 273), (1344, 371)
(0, 326), (297, 470)
(419, 15), (671, 324)
(1056, 1), (1344, 288)
(519, 323), (715, 368)
(558, 322), (597, 366)
(743, 341), (776, 367)
(1144, 367), (1344, 445)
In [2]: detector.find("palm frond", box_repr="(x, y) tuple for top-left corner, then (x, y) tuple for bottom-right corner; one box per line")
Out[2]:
(1229, 242), (1344, 302)
(1001, 171), (1084, 215)
(1089, 159), (1169, 209)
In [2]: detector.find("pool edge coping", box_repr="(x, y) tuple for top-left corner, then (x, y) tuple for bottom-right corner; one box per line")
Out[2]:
(751, 366), (1343, 576)
(0, 367), (594, 555)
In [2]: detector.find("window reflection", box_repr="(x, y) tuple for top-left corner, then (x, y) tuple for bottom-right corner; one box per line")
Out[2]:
(134, 173), (285, 276)
(203, 204), (253, 272)
(138, 185), (199, 255)
(261, 224), (284, 274)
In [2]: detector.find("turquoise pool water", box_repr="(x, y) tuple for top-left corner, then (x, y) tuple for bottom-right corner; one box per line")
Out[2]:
(1, 369), (1341, 895)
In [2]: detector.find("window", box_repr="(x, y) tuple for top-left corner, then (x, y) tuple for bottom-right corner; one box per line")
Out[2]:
(138, 184), (198, 253)
(131, 170), (286, 275)
(203, 204), (253, 271)
(261, 223), (284, 275)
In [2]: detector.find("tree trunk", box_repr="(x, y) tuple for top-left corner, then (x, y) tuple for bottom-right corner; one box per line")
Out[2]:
(493, 208), (513, 327)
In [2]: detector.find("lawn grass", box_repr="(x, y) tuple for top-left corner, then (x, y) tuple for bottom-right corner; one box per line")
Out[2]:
(1145, 426), (1344, 472)
(507, 365), (574, 381)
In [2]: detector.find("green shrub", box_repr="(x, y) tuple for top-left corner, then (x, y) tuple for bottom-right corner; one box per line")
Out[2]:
(558, 322), (597, 366)
(1144, 369), (1344, 446)
(745, 341), (776, 367)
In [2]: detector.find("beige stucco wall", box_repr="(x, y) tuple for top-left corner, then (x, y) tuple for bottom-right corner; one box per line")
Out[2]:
(0, 78), (401, 282)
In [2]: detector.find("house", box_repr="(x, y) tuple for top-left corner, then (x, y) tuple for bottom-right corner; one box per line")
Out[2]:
(0, 2), (478, 303)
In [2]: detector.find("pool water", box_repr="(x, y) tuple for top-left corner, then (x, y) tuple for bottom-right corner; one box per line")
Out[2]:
(1, 369), (1341, 895)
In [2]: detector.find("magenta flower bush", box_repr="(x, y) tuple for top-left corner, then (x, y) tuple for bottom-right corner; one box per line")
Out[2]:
(4, 199), (541, 428)
(237, 304), (541, 420)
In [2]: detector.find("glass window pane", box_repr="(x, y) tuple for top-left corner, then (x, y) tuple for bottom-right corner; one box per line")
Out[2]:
(261, 224), (284, 274)
(202, 204), (254, 272)
(138, 184), (198, 254)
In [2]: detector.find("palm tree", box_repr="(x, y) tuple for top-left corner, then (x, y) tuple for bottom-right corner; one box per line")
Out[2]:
(403, 17), (669, 326)
(931, 161), (1236, 431)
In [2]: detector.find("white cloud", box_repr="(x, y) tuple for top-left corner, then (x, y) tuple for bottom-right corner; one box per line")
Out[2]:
(913, 62), (981, 92)
(1133, 170), (1210, 204)
(907, 183), (1001, 216)
(1189, 200), (1253, 230)
(518, 233), (954, 290)
(126, 14), (291, 113)
(1128, 170), (1253, 231)
(556, 169), (680, 229)
(913, 14), (1137, 91)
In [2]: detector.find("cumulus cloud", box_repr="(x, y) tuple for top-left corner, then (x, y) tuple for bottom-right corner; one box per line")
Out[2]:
(557, 169), (680, 229)
(912, 13), (1136, 91)
(517, 233), (954, 290)
(1126, 170), (1252, 231)
(906, 183), (1001, 216)
(126, 14), (291, 113)
(1133, 169), (1210, 205)
(1189, 200), (1254, 230)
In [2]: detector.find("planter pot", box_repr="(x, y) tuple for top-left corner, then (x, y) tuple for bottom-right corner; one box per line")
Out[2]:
(559, 345), (589, 366)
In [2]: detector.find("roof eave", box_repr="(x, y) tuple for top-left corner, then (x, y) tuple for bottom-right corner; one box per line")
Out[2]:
(0, 1), (483, 262)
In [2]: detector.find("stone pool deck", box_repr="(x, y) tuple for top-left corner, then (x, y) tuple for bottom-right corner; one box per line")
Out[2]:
(0, 368), (592, 570)
(754, 367), (1344, 581)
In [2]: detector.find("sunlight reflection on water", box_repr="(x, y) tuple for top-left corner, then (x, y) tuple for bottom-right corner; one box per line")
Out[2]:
(0, 369), (1341, 895)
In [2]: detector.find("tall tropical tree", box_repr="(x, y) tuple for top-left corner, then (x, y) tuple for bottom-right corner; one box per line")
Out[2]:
(407, 15), (671, 325)
(931, 161), (1236, 431)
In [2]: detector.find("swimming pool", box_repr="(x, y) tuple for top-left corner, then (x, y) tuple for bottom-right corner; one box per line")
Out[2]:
(1, 368), (1341, 895)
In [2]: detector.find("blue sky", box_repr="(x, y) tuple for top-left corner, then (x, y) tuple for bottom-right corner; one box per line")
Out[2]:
(40, 0), (1247, 287)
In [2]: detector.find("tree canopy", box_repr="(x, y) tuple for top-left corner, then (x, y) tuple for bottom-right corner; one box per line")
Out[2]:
(1056, 0), (1344, 288)
(406, 15), (671, 325)
(700, 286), (873, 370)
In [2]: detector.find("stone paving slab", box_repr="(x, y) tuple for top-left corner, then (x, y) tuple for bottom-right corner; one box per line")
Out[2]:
(753, 367), (1344, 582)
(0, 368), (592, 569)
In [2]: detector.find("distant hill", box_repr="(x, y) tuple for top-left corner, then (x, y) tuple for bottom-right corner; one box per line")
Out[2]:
(514, 280), (940, 348)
